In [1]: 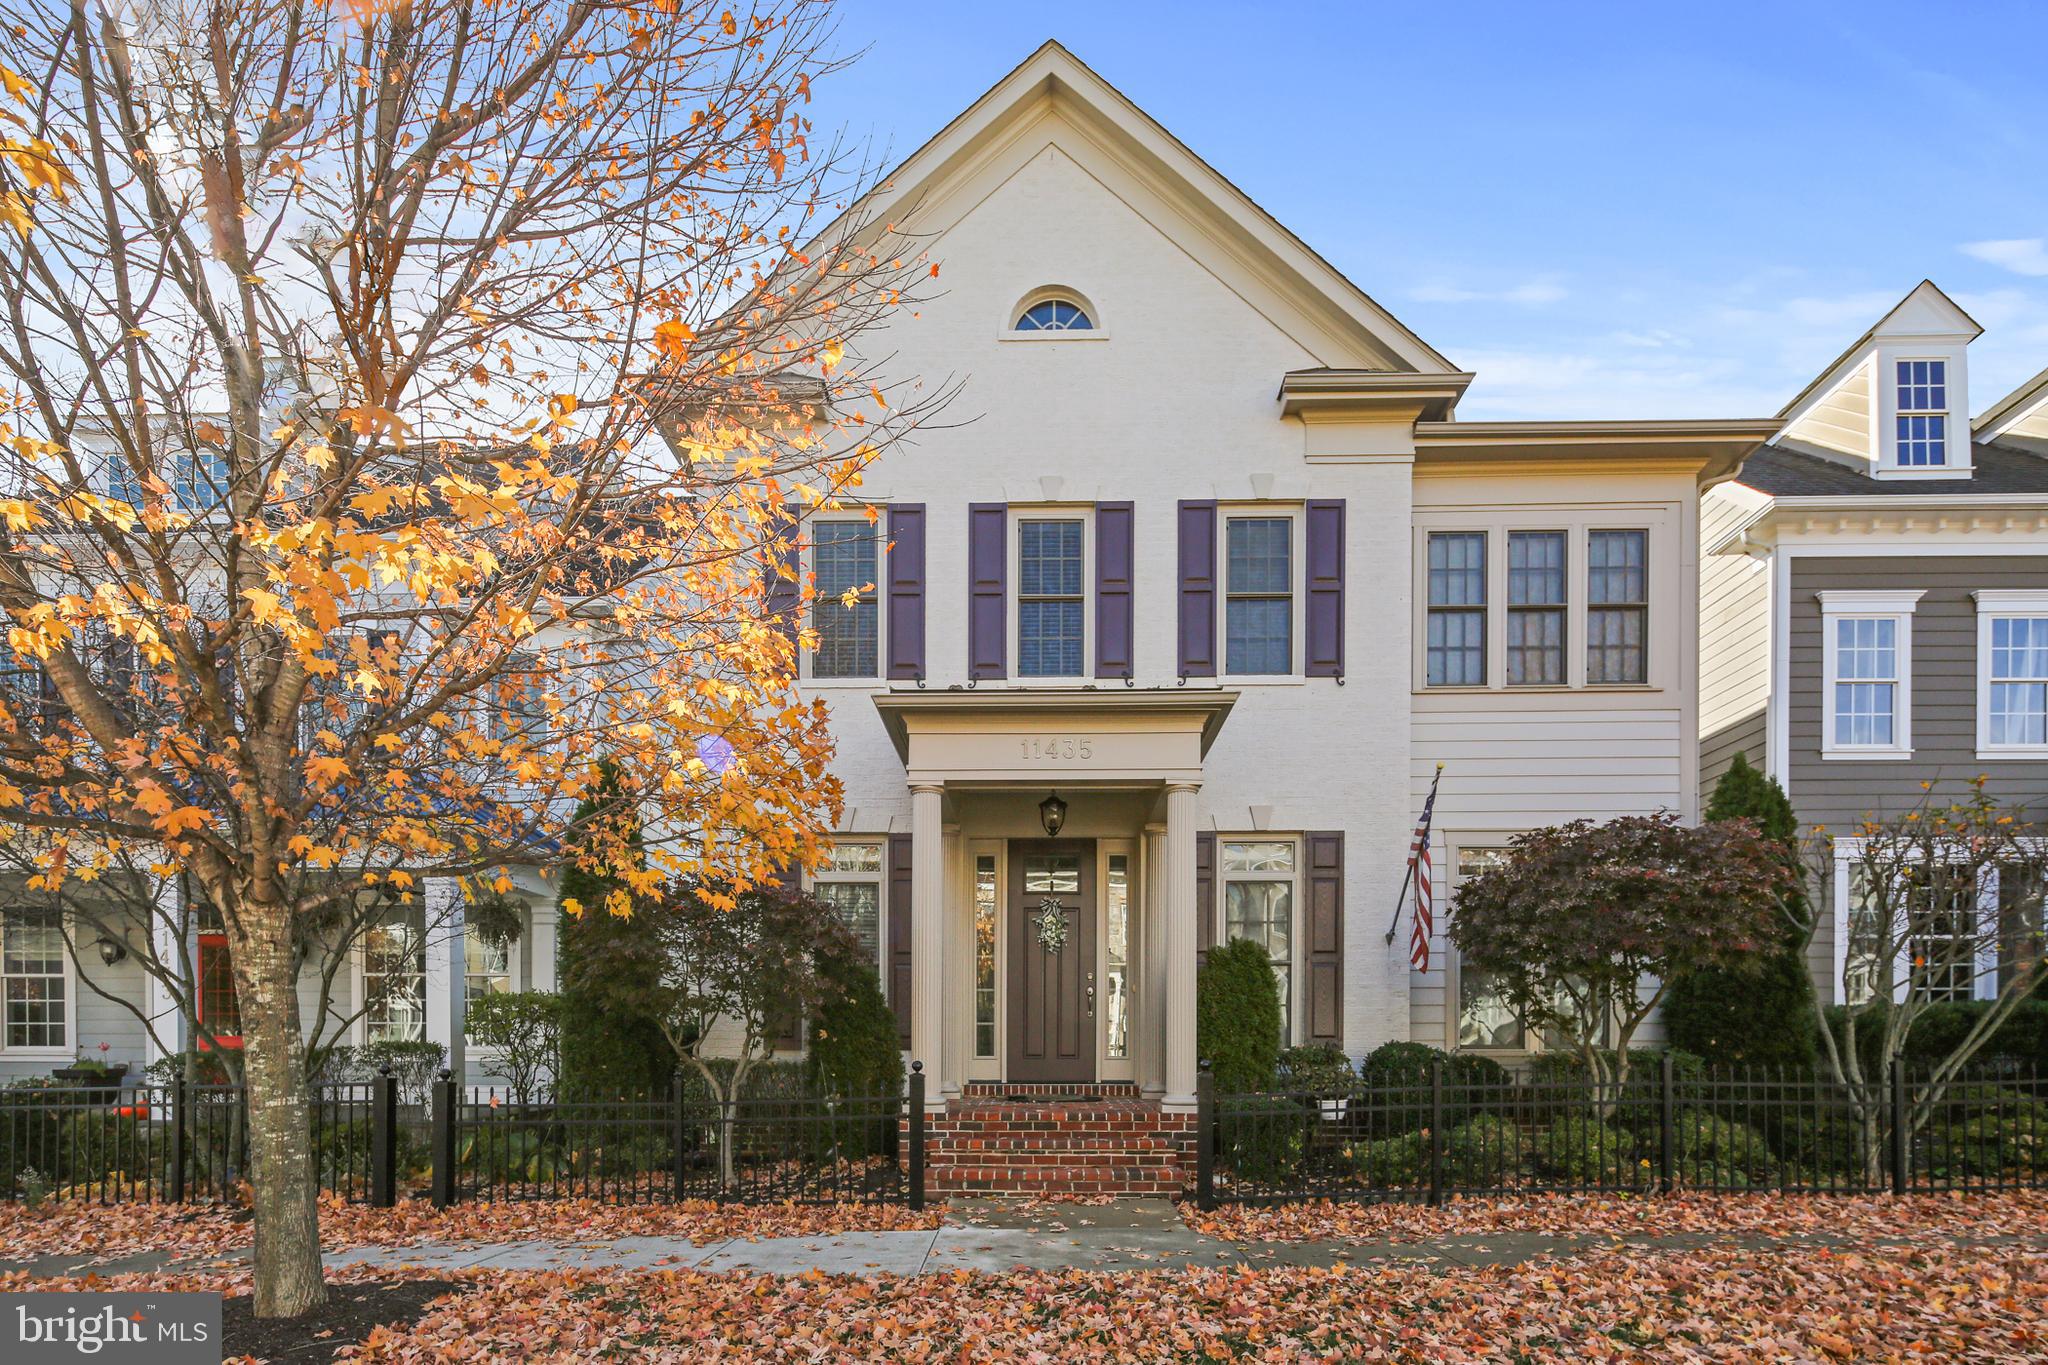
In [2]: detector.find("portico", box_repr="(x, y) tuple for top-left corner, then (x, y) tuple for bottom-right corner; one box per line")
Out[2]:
(873, 690), (1235, 1113)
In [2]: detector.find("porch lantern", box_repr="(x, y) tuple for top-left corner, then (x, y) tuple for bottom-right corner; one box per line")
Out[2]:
(94, 935), (127, 967)
(1038, 790), (1068, 838)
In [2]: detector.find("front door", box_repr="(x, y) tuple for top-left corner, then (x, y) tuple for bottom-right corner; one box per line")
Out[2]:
(1007, 840), (1097, 1084)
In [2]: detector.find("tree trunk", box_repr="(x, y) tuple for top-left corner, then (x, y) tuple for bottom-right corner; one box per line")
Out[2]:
(231, 915), (326, 1317)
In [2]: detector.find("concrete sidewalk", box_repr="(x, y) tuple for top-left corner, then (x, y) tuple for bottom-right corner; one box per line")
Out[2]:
(10, 1199), (2044, 1281)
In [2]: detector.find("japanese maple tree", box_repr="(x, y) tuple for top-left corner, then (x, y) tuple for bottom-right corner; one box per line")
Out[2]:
(1450, 812), (1792, 1097)
(0, 0), (940, 1317)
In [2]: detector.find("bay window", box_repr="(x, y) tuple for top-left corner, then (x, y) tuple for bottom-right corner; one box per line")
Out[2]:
(1586, 529), (1648, 685)
(1505, 531), (1566, 686)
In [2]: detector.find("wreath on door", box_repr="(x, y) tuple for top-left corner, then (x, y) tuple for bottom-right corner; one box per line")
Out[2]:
(1034, 896), (1068, 954)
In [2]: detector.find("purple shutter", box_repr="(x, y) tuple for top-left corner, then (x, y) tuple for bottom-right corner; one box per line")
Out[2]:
(887, 833), (913, 1048)
(1305, 831), (1344, 1046)
(763, 506), (800, 646)
(1095, 501), (1134, 679)
(1177, 501), (1217, 678)
(1305, 500), (1345, 680)
(968, 503), (1007, 680)
(1195, 831), (1216, 969)
(885, 504), (926, 681)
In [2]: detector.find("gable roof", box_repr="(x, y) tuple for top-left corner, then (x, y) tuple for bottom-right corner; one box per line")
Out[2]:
(1775, 280), (1984, 421)
(1977, 364), (2048, 436)
(1736, 439), (2048, 497)
(813, 41), (1457, 375)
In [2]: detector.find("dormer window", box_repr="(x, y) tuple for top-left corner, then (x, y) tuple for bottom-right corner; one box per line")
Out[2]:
(1015, 298), (1093, 332)
(1895, 360), (1948, 467)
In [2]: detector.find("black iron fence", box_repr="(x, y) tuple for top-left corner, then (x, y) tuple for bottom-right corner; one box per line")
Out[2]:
(1195, 1057), (2048, 1207)
(3, 1066), (929, 1209)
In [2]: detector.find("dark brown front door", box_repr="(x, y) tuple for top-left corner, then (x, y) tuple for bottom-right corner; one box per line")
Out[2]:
(1007, 840), (1097, 1084)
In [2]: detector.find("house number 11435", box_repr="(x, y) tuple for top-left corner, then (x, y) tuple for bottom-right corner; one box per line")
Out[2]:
(1021, 737), (1093, 760)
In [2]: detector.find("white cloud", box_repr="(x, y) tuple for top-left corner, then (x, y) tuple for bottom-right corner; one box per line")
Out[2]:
(1411, 276), (1568, 306)
(1962, 238), (2048, 277)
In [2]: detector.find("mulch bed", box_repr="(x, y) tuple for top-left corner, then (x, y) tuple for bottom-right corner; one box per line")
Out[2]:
(222, 1280), (461, 1364)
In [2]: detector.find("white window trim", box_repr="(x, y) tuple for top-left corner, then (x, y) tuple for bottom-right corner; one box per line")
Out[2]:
(0, 907), (75, 1058)
(1415, 518), (1665, 694)
(1974, 589), (2048, 759)
(800, 513), (887, 688)
(1006, 506), (1094, 686)
(1217, 503), (1306, 684)
(811, 837), (889, 988)
(1214, 834), (1304, 1044)
(1828, 836), (2018, 1006)
(1875, 347), (1973, 479)
(1818, 588), (1922, 759)
(998, 287), (1110, 342)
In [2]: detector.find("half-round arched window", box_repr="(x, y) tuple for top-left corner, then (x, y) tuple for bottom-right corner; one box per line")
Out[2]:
(1015, 297), (1094, 332)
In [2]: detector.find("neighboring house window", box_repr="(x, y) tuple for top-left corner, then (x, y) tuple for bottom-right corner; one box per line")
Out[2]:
(1975, 592), (2048, 756)
(363, 901), (426, 1043)
(173, 446), (230, 512)
(1841, 864), (1883, 1008)
(1585, 529), (1647, 684)
(1425, 532), (1487, 686)
(814, 841), (884, 969)
(812, 520), (879, 679)
(2, 908), (66, 1050)
(1225, 516), (1292, 675)
(973, 855), (997, 1060)
(1505, 531), (1566, 686)
(1017, 518), (1085, 677)
(465, 935), (513, 1007)
(1015, 298), (1093, 331)
(1820, 590), (1921, 757)
(1451, 848), (1525, 1051)
(1998, 862), (2045, 995)
(1908, 866), (1979, 1004)
(1895, 359), (1948, 467)
(1219, 839), (1297, 1042)
(196, 933), (242, 1048)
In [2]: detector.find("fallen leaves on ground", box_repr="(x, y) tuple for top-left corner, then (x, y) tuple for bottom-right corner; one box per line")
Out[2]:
(10, 1241), (2044, 1362)
(1189, 1188), (2048, 1245)
(0, 1196), (941, 1264)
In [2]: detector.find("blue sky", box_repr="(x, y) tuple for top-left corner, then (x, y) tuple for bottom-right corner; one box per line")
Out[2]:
(810, 1), (2048, 420)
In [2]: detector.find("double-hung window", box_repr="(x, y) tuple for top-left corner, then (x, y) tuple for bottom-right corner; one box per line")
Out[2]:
(1219, 840), (1297, 1043)
(1820, 591), (1920, 757)
(1586, 530), (1648, 684)
(1505, 532), (1566, 686)
(815, 841), (884, 970)
(363, 900), (427, 1043)
(812, 520), (879, 680)
(1225, 517), (1292, 675)
(2, 908), (66, 1050)
(1017, 519), (1085, 677)
(1895, 360), (1948, 468)
(465, 934), (515, 1008)
(1425, 532), (1487, 686)
(1976, 593), (2048, 757)
(1451, 848), (1525, 1050)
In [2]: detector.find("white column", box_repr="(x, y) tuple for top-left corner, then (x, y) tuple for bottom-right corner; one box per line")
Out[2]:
(911, 784), (946, 1111)
(143, 875), (186, 1067)
(422, 880), (466, 1084)
(1140, 822), (1168, 1098)
(1163, 783), (1200, 1111)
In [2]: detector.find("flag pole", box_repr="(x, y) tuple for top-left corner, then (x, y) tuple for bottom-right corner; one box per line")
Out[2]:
(1385, 762), (1444, 946)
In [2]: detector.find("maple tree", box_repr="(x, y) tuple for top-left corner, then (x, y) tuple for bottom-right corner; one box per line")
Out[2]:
(0, 0), (942, 1318)
(1450, 813), (1793, 1100)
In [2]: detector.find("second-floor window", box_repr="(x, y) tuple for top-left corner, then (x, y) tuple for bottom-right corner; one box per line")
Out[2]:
(812, 521), (878, 679)
(1018, 518), (1085, 677)
(1977, 595), (2048, 756)
(1586, 530), (1648, 684)
(1820, 590), (1920, 757)
(1895, 359), (1948, 467)
(1426, 532), (1487, 686)
(1506, 531), (1566, 686)
(1225, 516), (1292, 675)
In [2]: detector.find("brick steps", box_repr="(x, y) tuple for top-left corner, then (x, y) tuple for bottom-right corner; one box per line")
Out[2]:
(922, 1096), (1196, 1197)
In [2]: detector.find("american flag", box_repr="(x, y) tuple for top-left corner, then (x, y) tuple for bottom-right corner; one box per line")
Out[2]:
(1407, 764), (1444, 971)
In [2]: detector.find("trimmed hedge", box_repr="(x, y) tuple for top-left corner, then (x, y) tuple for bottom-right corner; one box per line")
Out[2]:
(1197, 939), (1283, 1093)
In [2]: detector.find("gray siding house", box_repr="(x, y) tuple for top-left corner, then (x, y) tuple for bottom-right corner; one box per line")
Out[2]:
(1700, 281), (2048, 1004)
